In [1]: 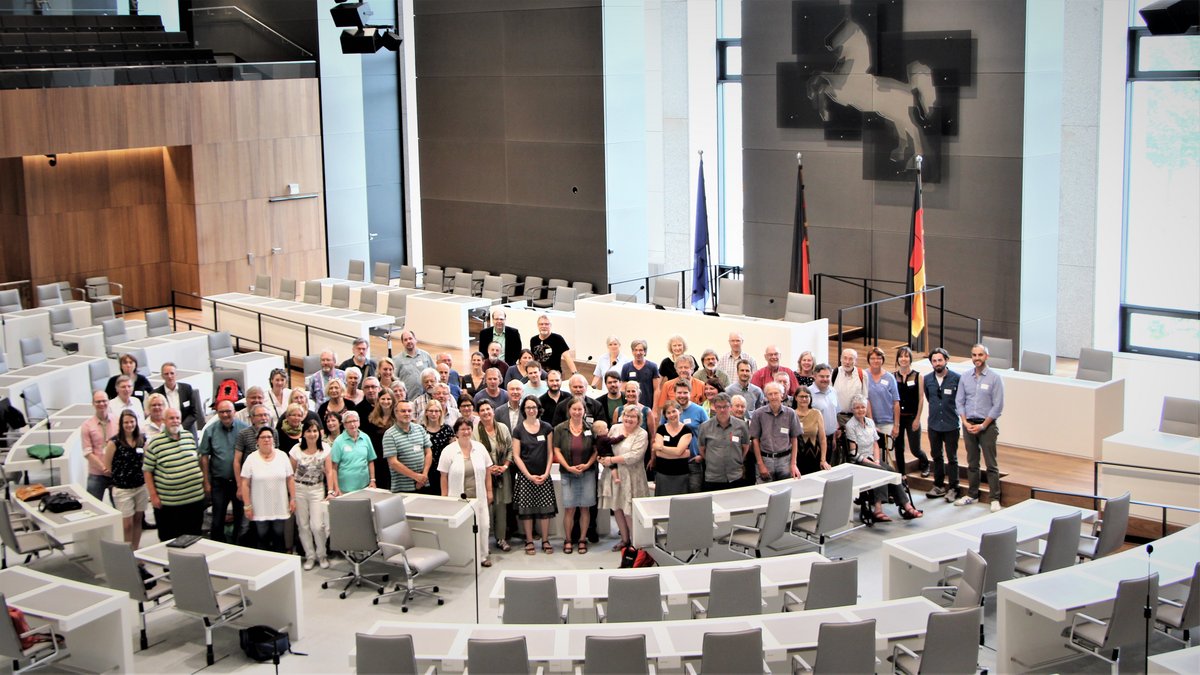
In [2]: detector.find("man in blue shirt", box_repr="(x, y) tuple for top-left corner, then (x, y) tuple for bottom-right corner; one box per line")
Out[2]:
(922, 348), (961, 500)
(954, 343), (1005, 511)
(672, 380), (708, 493)
(198, 400), (248, 543)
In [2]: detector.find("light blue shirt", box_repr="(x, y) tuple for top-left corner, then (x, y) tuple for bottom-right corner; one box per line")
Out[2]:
(865, 371), (900, 425)
(808, 384), (839, 434)
(955, 367), (1004, 421)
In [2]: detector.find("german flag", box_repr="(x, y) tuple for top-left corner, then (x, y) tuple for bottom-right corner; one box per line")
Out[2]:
(906, 157), (927, 343)
(789, 154), (811, 295)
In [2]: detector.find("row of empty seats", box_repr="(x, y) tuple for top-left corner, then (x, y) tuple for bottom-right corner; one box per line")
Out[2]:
(980, 334), (1117, 381)
(0, 14), (164, 32)
(0, 277), (123, 314)
(649, 276), (816, 323)
(0, 48), (215, 69)
(0, 30), (190, 51)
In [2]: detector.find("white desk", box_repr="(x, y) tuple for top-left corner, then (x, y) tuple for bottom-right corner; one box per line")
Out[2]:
(215, 351), (285, 391)
(631, 463), (901, 549)
(354, 596), (943, 671)
(0, 301), (94, 368)
(203, 292), (395, 360)
(3, 424), (86, 486)
(883, 498), (1098, 599)
(312, 277), (397, 314)
(136, 538), (305, 639)
(406, 291), (493, 350)
(13, 483), (121, 572)
(52, 319), (146, 359)
(113, 331), (210, 373)
(997, 524), (1200, 671)
(339, 489), (478, 565)
(1150, 645), (1200, 674)
(1100, 429), (1200, 527)
(0, 566), (133, 672)
(0, 354), (105, 418)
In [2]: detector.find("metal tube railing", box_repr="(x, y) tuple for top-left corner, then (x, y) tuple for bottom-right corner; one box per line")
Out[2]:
(607, 265), (742, 306)
(1028, 486), (1200, 540)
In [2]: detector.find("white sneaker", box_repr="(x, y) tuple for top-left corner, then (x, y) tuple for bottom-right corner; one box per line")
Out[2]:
(990, 500), (1002, 512)
(302, 558), (315, 571)
(318, 557), (330, 569)
(954, 495), (976, 506)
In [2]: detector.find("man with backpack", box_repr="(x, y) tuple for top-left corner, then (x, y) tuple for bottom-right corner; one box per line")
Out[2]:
(831, 348), (869, 465)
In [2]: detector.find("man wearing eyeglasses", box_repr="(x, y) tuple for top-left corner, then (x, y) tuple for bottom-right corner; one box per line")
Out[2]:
(922, 348), (961, 501)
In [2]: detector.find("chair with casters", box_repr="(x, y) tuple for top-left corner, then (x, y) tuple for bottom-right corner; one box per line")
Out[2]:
(18, 384), (49, 425)
(890, 606), (984, 675)
(470, 270), (489, 293)
(466, 636), (539, 675)
(324, 497), (389, 599)
(719, 488), (793, 558)
(551, 286), (577, 312)
(1015, 511), (1080, 576)
(1159, 397), (1200, 437)
(99, 539), (173, 651)
(783, 292), (815, 323)
(452, 272), (475, 297)
(0, 500), (64, 569)
(714, 278), (744, 315)
(684, 628), (765, 675)
(1075, 347), (1114, 382)
(168, 549), (252, 666)
(583, 634), (655, 675)
(89, 360), (110, 394)
(1060, 573), (1157, 675)
(648, 493), (713, 566)
(596, 574), (668, 623)
(788, 474), (862, 556)
(0, 290), (20, 315)
(372, 495), (450, 610)
(980, 336), (1013, 369)
(1019, 350), (1053, 375)
(573, 281), (594, 296)
(278, 278), (297, 301)
(101, 318), (129, 357)
(0, 593), (69, 673)
(1079, 492), (1130, 561)
(331, 283), (351, 309)
(792, 618), (876, 674)
(358, 287), (379, 313)
(208, 331), (235, 367)
(424, 269), (444, 294)
(398, 265), (417, 289)
(144, 310), (171, 338)
(1156, 561), (1199, 644)
(84, 276), (124, 309)
(690, 566), (765, 619)
(944, 526), (1015, 599)
(34, 283), (63, 307)
(501, 576), (569, 624)
(355, 632), (436, 675)
(651, 278), (680, 308)
(18, 338), (46, 367)
(252, 274), (272, 297)
(372, 262), (392, 286)
(348, 259), (367, 282)
(302, 354), (322, 378)
(784, 558), (857, 611)
(423, 265), (441, 281)
(923, 549), (987, 611)
(302, 280), (323, 305)
(90, 300), (115, 325)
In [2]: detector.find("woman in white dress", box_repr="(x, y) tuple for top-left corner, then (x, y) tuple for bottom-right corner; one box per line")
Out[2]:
(598, 406), (649, 550)
(439, 418), (494, 567)
(239, 426), (296, 553)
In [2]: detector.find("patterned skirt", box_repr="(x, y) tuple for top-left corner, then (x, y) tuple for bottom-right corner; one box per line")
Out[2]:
(513, 472), (558, 519)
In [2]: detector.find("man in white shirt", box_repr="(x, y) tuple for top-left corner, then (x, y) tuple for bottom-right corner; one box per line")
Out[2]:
(110, 375), (145, 426)
(716, 332), (757, 382)
(153, 362), (201, 434)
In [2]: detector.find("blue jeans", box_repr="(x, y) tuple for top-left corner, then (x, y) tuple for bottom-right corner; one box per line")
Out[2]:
(209, 477), (243, 544)
(86, 474), (111, 503)
(253, 519), (287, 553)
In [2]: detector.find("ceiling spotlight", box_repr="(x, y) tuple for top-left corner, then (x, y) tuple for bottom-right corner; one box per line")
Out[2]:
(378, 29), (401, 52)
(330, 1), (371, 29)
(340, 27), (381, 54)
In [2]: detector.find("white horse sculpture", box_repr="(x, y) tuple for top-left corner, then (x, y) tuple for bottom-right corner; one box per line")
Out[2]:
(807, 18), (937, 167)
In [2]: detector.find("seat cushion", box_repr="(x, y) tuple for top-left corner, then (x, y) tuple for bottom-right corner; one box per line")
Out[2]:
(726, 528), (761, 548)
(1077, 538), (1098, 559)
(216, 588), (248, 614)
(15, 530), (56, 554)
(1157, 603), (1184, 629)
(23, 639), (57, 659)
(146, 579), (173, 602)
(390, 547), (451, 573)
(1014, 556), (1041, 576)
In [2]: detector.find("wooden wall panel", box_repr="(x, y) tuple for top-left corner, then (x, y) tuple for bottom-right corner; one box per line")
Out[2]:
(0, 90), (48, 159)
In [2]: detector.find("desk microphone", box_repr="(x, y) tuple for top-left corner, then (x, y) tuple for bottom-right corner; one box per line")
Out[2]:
(460, 491), (480, 623)
(1144, 543), (1154, 674)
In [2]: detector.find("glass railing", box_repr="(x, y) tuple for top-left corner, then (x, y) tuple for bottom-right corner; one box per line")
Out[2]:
(0, 60), (315, 90)
(189, 5), (313, 62)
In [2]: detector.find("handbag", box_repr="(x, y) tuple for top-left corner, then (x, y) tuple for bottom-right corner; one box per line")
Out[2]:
(38, 492), (81, 514)
(15, 484), (47, 502)
(27, 444), (64, 461)
(239, 625), (304, 672)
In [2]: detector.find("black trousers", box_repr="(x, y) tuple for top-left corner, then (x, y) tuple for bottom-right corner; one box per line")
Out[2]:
(155, 500), (205, 541)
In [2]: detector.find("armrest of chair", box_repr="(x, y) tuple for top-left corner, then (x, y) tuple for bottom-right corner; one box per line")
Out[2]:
(380, 541), (407, 559)
(892, 641), (920, 665)
(1088, 517), (1103, 536)
(215, 583), (248, 613)
(684, 662), (700, 675)
(19, 622), (60, 645)
(939, 564), (964, 586)
(724, 523), (759, 547)
(1068, 612), (1106, 642)
(783, 589), (803, 612)
(792, 653), (812, 673)
(1014, 549), (1043, 559)
(595, 600), (606, 622)
(410, 526), (442, 551)
(422, 665), (437, 675)
(919, 584), (959, 605)
(561, 601), (570, 624)
(1158, 597), (1184, 608)
(689, 598), (707, 620)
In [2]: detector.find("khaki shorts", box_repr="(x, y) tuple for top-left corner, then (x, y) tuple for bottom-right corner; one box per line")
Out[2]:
(112, 486), (149, 517)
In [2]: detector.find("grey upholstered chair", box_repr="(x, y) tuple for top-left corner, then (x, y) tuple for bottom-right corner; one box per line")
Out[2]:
(649, 493), (713, 566)
(145, 310), (171, 338)
(651, 278), (679, 308)
(466, 636), (535, 675)
(784, 292), (816, 322)
(501, 576), (568, 624)
(323, 497), (388, 599)
(980, 336), (1013, 369)
(714, 278), (744, 315)
(99, 539), (173, 650)
(347, 259), (367, 281)
(0, 290), (21, 314)
(686, 628), (764, 675)
(355, 633), (434, 675)
(1019, 349), (1053, 375)
(372, 494), (450, 610)
(1160, 397), (1200, 437)
(891, 606), (984, 675)
(0, 593), (69, 672)
(253, 274), (272, 297)
(596, 574), (668, 623)
(1078, 492), (1130, 561)
(719, 487), (792, 558)
(789, 474), (861, 556)
(582, 634), (653, 675)
(1075, 347), (1113, 382)
(793, 619), (877, 674)
(690, 566), (764, 619)
(167, 549), (249, 666)
(1064, 573), (1158, 674)
(1015, 511), (1081, 576)
(35, 283), (63, 307)
(784, 558), (857, 611)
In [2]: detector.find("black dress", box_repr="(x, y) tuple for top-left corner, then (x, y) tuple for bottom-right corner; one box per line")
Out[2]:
(422, 424), (454, 495)
(653, 424), (690, 496)
(511, 421), (558, 518)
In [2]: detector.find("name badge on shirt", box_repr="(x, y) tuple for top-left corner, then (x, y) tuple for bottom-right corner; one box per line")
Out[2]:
(731, 435), (740, 443)
(536, 435), (545, 441)
(583, 431), (592, 437)
(136, 448), (144, 454)
(627, 373), (636, 379)
(980, 383), (990, 391)
(944, 388), (953, 395)
(779, 427), (789, 434)
(906, 381), (916, 387)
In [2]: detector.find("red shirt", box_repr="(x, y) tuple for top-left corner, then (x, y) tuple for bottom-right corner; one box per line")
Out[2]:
(750, 366), (801, 397)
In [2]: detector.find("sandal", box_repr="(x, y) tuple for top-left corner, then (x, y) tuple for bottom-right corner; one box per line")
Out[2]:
(541, 540), (553, 554)
(577, 541), (587, 554)
(901, 506), (924, 520)
(481, 558), (493, 567)
(873, 511), (893, 522)
(498, 541), (512, 553)
(563, 541), (573, 554)
(524, 541), (535, 555)
(611, 540), (629, 552)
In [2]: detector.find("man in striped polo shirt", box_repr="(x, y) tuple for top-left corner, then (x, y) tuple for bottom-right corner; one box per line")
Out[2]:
(144, 408), (208, 541)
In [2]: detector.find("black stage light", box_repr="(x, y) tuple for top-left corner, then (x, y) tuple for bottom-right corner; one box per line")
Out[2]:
(378, 29), (401, 52)
(1139, 0), (1199, 35)
(331, 1), (371, 29)
(340, 27), (381, 54)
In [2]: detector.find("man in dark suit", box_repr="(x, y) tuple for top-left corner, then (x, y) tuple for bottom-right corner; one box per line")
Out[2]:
(153, 362), (203, 435)
(478, 308), (522, 365)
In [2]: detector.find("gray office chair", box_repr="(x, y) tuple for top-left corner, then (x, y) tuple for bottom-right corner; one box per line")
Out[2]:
(19, 384), (49, 424)
(952, 526), (1015, 597)
(466, 636), (535, 675)
(980, 336), (1013, 369)
(302, 354), (322, 378)
(348, 259), (367, 282)
(101, 318), (129, 357)
(90, 299), (115, 325)
(0, 350), (8, 375)
(302, 281), (323, 305)
(0, 593), (69, 673)
(444, 267), (464, 288)
(1079, 492), (1130, 561)
(0, 500), (63, 569)
(499, 273), (519, 296)
(1157, 561), (1199, 644)
(720, 488), (792, 558)
(323, 497), (388, 599)
(452, 272), (475, 297)
(1063, 573), (1158, 674)
(373, 291), (407, 350)
(168, 549), (250, 666)
(891, 606), (984, 675)
(481, 275), (506, 301)
(1159, 397), (1200, 437)
(208, 331), (235, 367)
(1075, 347), (1113, 382)
(358, 287), (379, 313)
(714, 278), (744, 315)
(784, 292), (816, 323)
(331, 284), (351, 309)
(788, 474), (861, 556)
(651, 278), (679, 308)
(18, 338), (46, 366)
(522, 275), (546, 304)
(145, 310), (171, 338)
(0, 290), (22, 314)
(424, 268), (444, 294)
(89, 360), (110, 394)
(34, 283), (63, 307)
(85, 276), (123, 308)
(793, 618), (877, 674)
(372, 495), (450, 610)
(47, 306), (74, 338)
(398, 265), (417, 289)
(573, 281), (594, 296)
(501, 576), (568, 624)
(531, 279), (568, 309)
(924, 549), (987, 612)
(583, 634), (654, 675)
(356, 633), (434, 675)
(649, 493), (712, 566)
(99, 539), (173, 650)
(1015, 511), (1081, 576)
(596, 574), (668, 623)
(784, 558), (857, 611)
(685, 628), (765, 675)
(551, 286), (577, 312)
(372, 262), (392, 286)
(278, 278), (297, 301)
(690, 566), (764, 619)
(252, 274), (272, 297)
(1019, 350), (1053, 375)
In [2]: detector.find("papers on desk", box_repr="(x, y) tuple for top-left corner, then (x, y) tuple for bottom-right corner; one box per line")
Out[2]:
(62, 510), (96, 522)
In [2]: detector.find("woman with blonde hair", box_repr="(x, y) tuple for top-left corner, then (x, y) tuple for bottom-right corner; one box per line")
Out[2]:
(421, 399), (453, 495)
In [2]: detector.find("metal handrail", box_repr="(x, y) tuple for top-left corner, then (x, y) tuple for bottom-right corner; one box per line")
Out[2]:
(1028, 486), (1200, 540)
(188, 5), (313, 57)
(607, 265), (742, 305)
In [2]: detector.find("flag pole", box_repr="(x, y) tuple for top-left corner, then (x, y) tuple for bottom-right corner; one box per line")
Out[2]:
(915, 154), (927, 352)
(700, 149), (714, 312)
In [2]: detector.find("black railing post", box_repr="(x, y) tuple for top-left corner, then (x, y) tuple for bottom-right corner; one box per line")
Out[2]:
(305, 325), (311, 356)
(837, 308), (844, 360)
(939, 286), (946, 349)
